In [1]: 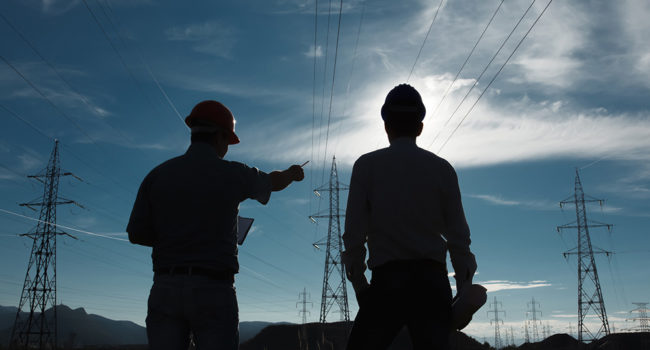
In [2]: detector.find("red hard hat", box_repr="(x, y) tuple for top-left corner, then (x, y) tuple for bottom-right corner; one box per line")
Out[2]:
(185, 100), (240, 145)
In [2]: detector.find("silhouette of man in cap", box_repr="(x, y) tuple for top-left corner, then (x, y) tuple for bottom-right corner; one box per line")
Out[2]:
(342, 84), (477, 349)
(127, 100), (304, 350)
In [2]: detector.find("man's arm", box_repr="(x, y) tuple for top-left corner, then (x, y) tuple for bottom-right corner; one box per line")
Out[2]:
(127, 177), (155, 247)
(342, 159), (371, 297)
(442, 165), (477, 293)
(269, 165), (304, 192)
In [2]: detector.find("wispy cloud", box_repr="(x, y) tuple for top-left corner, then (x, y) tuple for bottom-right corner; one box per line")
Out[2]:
(478, 280), (552, 292)
(304, 45), (323, 58)
(0, 61), (111, 119)
(467, 194), (559, 211)
(469, 194), (521, 207)
(166, 21), (237, 58)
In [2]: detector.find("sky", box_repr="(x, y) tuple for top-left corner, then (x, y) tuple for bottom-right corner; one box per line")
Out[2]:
(1, 0), (649, 345)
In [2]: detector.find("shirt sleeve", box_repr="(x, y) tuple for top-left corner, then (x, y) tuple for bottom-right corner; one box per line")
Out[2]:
(239, 163), (273, 205)
(342, 158), (370, 292)
(442, 164), (477, 280)
(127, 174), (155, 247)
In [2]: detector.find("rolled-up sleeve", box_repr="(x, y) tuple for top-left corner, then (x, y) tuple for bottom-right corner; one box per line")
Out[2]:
(442, 165), (476, 279)
(342, 158), (370, 291)
(127, 175), (155, 247)
(239, 163), (272, 205)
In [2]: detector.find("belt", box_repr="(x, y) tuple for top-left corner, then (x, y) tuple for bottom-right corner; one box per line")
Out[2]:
(154, 266), (234, 283)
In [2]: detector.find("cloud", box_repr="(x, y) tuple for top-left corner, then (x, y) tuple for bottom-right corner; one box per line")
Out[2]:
(478, 280), (552, 292)
(468, 194), (561, 211)
(165, 21), (237, 58)
(468, 194), (521, 207)
(0, 61), (111, 119)
(304, 45), (323, 58)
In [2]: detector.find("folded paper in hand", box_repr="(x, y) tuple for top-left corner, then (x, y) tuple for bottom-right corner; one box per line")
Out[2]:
(237, 216), (254, 245)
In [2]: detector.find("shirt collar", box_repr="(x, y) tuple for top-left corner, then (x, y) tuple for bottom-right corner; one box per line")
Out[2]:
(389, 137), (417, 148)
(186, 142), (222, 159)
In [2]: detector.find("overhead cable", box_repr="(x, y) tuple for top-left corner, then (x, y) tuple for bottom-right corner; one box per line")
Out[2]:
(428, 0), (538, 150)
(0, 103), (137, 198)
(425, 0), (505, 123)
(80, 0), (181, 127)
(310, 0), (319, 216)
(0, 11), (145, 153)
(437, 0), (554, 154)
(93, 0), (185, 125)
(316, 0), (334, 184)
(333, 0), (366, 155)
(0, 207), (129, 242)
(320, 0), (344, 182)
(407, 0), (445, 82)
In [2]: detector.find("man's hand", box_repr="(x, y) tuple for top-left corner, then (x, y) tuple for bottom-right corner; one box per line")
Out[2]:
(270, 164), (305, 192)
(288, 165), (305, 182)
(453, 252), (477, 294)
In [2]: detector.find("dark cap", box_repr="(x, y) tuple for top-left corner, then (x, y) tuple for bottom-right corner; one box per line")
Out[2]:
(381, 84), (426, 121)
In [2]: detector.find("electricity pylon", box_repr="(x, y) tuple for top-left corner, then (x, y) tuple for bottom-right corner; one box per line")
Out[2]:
(524, 322), (530, 343)
(557, 169), (611, 342)
(526, 297), (542, 342)
(297, 288), (313, 324)
(488, 297), (505, 349)
(10, 140), (80, 349)
(627, 302), (650, 332)
(309, 156), (350, 323)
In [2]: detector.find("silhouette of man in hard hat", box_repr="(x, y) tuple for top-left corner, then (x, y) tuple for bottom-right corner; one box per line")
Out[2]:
(127, 100), (304, 350)
(342, 84), (477, 350)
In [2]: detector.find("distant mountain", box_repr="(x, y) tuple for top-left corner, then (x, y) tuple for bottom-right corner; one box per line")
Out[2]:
(0, 305), (282, 347)
(0, 305), (146, 347)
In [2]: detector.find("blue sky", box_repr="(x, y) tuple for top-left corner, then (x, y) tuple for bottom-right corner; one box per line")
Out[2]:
(1, 0), (649, 345)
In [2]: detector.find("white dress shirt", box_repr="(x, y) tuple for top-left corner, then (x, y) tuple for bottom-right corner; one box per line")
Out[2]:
(342, 137), (475, 291)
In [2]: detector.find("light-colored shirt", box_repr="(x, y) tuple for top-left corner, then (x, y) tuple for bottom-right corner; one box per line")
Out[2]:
(127, 142), (272, 273)
(342, 137), (473, 288)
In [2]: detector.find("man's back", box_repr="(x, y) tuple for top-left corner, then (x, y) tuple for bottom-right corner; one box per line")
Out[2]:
(345, 137), (470, 270)
(343, 84), (476, 350)
(128, 142), (271, 273)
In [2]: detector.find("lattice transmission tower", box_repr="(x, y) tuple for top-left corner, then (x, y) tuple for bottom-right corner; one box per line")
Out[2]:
(309, 156), (350, 323)
(296, 287), (313, 324)
(526, 297), (542, 342)
(557, 169), (611, 342)
(10, 140), (80, 349)
(488, 297), (505, 350)
(627, 302), (650, 332)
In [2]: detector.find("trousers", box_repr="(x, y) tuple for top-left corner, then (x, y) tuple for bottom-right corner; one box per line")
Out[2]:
(146, 273), (238, 350)
(346, 259), (452, 350)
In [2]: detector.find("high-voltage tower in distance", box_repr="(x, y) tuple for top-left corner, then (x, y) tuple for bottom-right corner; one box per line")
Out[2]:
(296, 287), (313, 324)
(488, 296), (505, 350)
(309, 156), (350, 323)
(627, 302), (650, 332)
(557, 169), (611, 342)
(526, 297), (542, 342)
(10, 140), (81, 349)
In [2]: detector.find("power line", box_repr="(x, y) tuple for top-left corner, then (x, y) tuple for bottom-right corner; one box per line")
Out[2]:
(93, 0), (185, 125)
(0, 55), (106, 149)
(407, 0), (444, 82)
(310, 0), (319, 218)
(425, 0), (505, 123)
(332, 0), (366, 156)
(320, 0), (344, 182)
(427, 0), (539, 151)
(0, 102), (137, 198)
(316, 0), (334, 184)
(0, 10), (143, 153)
(437, 0), (554, 154)
(80, 0), (180, 128)
(0, 208), (129, 242)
